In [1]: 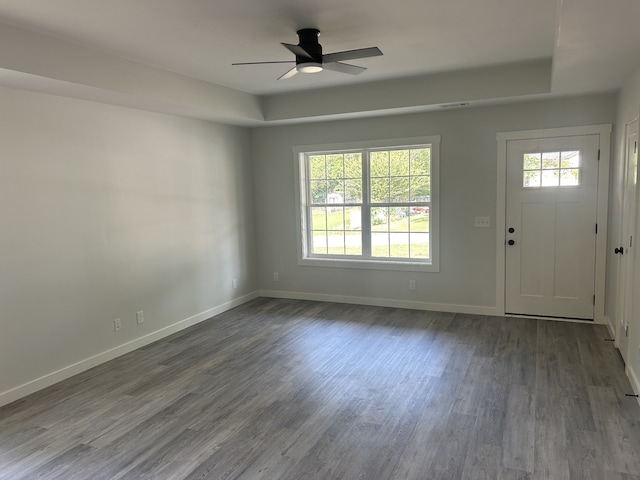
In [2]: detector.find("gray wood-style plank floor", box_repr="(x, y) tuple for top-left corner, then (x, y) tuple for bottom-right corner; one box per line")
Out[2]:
(2, 298), (640, 479)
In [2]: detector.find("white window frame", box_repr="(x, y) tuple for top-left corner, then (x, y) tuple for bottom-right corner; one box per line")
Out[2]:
(294, 136), (440, 272)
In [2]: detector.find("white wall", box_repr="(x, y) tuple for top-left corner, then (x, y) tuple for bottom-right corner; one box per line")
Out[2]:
(611, 66), (640, 394)
(0, 87), (257, 405)
(252, 94), (616, 313)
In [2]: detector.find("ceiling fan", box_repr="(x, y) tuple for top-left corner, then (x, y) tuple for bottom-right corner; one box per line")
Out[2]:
(232, 28), (383, 80)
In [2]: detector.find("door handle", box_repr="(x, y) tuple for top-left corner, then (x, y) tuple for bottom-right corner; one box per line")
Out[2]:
(508, 239), (515, 246)
(615, 247), (624, 254)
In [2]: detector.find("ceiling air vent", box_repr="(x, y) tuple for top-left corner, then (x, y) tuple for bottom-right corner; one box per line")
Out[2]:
(439, 102), (470, 108)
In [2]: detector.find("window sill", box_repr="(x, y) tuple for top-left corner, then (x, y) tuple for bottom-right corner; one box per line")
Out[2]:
(298, 256), (439, 272)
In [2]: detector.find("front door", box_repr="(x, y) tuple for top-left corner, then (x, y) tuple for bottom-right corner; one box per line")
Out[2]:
(505, 134), (600, 319)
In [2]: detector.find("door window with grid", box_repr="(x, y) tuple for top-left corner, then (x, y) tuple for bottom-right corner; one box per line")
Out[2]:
(295, 137), (439, 271)
(522, 150), (580, 188)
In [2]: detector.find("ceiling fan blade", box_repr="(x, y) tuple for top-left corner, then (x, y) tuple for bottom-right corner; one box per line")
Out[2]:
(278, 66), (299, 80)
(281, 43), (313, 59)
(322, 47), (382, 64)
(322, 62), (366, 76)
(232, 61), (295, 65)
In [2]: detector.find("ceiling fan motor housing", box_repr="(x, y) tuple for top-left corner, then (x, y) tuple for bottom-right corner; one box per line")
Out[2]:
(296, 28), (323, 65)
(231, 28), (381, 79)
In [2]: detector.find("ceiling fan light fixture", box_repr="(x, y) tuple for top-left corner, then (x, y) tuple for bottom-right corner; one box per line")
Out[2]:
(232, 30), (382, 80)
(297, 62), (323, 74)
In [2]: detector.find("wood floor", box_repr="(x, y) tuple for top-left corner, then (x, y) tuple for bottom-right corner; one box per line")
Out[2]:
(2, 298), (640, 479)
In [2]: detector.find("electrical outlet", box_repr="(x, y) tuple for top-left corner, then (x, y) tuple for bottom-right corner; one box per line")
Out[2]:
(114, 318), (122, 332)
(232, 278), (238, 289)
(136, 311), (144, 325)
(273, 272), (279, 282)
(409, 280), (416, 291)
(475, 216), (491, 228)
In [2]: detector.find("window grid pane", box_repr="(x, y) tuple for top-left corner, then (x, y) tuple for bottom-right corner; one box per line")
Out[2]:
(523, 150), (580, 188)
(308, 153), (346, 257)
(369, 205), (429, 259)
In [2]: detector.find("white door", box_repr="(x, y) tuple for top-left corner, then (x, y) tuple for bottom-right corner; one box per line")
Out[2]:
(615, 119), (638, 363)
(505, 135), (600, 319)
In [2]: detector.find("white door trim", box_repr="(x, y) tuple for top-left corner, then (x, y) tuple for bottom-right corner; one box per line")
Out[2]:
(615, 117), (639, 360)
(496, 124), (612, 322)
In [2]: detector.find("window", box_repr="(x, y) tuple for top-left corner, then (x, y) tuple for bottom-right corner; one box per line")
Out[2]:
(295, 137), (440, 271)
(523, 150), (580, 188)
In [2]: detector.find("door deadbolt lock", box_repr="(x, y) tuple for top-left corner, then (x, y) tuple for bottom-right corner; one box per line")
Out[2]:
(508, 239), (515, 246)
(508, 227), (515, 233)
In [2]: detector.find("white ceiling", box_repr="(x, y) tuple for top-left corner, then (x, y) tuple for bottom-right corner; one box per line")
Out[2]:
(0, 0), (638, 123)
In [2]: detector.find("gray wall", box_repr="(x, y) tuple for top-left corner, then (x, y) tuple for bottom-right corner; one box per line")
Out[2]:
(0, 87), (257, 402)
(252, 94), (617, 312)
(0, 85), (620, 406)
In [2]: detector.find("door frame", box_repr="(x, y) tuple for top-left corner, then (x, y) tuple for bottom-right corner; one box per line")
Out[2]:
(496, 125), (612, 322)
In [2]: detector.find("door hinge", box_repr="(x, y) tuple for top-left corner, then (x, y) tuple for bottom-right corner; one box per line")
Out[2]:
(598, 149), (601, 160)
(595, 223), (598, 234)
(593, 294), (596, 305)
(635, 141), (637, 154)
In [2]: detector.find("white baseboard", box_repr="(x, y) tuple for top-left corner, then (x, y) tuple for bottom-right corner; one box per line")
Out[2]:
(604, 317), (640, 407)
(604, 316), (616, 338)
(0, 291), (259, 408)
(627, 364), (640, 408)
(258, 289), (498, 316)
